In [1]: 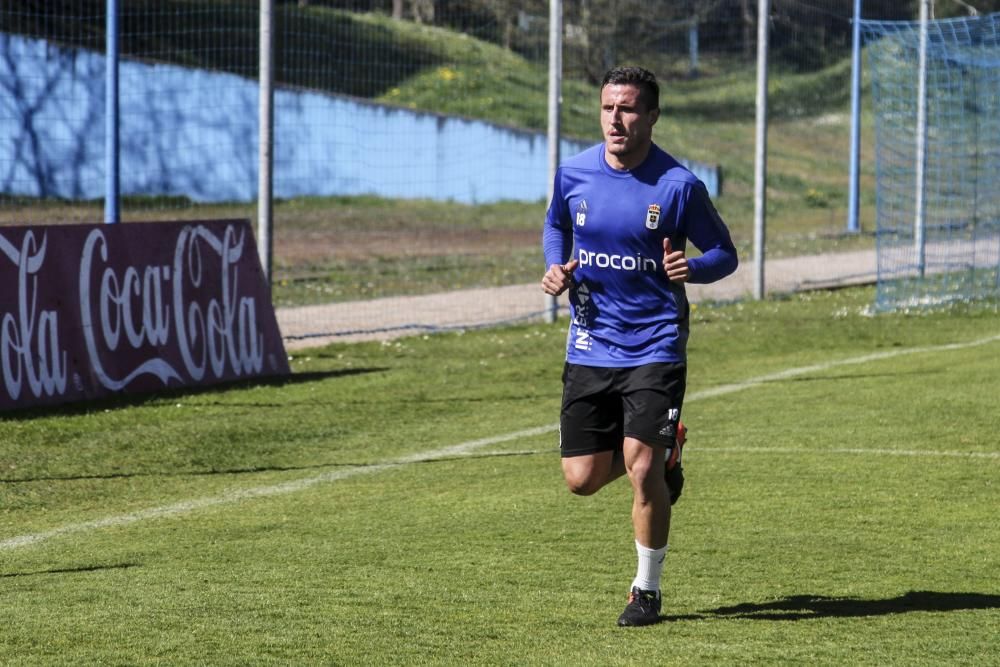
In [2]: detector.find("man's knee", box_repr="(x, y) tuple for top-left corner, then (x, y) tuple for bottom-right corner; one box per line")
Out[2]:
(626, 456), (657, 484)
(625, 454), (659, 486)
(624, 438), (666, 495)
(564, 472), (602, 496)
(561, 455), (611, 496)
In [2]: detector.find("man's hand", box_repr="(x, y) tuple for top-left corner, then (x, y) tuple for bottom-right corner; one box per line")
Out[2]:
(542, 259), (579, 296)
(663, 238), (690, 283)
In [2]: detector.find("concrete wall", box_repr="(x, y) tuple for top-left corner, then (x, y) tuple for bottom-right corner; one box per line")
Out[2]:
(1, 32), (719, 205)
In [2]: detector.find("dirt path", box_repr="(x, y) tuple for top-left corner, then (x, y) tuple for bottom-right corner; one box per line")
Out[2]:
(278, 248), (878, 349)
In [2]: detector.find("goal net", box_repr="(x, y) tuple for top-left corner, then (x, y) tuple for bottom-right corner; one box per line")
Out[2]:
(861, 13), (1000, 311)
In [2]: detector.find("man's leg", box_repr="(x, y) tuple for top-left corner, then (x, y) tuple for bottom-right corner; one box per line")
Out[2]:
(561, 449), (626, 496)
(617, 437), (669, 627)
(624, 437), (669, 550)
(559, 362), (624, 495)
(665, 421), (687, 505)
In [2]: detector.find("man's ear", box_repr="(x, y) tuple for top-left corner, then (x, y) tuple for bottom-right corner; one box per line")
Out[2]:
(648, 107), (660, 127)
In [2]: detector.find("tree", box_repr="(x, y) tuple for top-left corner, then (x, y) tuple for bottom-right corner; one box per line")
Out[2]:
(461, 0), (547, 50)
(563, 0), (709, 84)
(394, 0), (435, 24)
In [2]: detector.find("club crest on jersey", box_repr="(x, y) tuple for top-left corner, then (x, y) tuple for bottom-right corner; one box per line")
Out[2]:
(645, 204), (661, 230)
(576, 200), (588, 227)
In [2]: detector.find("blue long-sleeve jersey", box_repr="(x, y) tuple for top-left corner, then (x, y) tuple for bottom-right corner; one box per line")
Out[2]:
(544, 143), (738, 367)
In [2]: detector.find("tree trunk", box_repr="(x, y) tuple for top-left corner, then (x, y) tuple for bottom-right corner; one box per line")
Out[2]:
(741, 0), (754, 60)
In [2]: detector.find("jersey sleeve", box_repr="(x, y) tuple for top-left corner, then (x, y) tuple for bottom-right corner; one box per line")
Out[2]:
(682, 183), (738, 284)
(542, 168), (573, 268)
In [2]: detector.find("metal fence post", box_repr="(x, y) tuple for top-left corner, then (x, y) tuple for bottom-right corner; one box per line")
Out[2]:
(914, 0), (930, 277)
(258, 0), (275, 289)
(847, 0), (862, 234)
(544, 0), (562, 323)
(104, 0), (119, 224)
(753, 0), (770, 300)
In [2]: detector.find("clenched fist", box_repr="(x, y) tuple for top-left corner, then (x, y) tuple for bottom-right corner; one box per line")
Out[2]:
(542, 259), (579, 296)
(663, 238), (689, 283)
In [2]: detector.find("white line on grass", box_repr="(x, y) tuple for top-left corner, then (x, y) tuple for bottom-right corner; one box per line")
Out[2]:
(706, 447), (1000, 459)
(0, 425), (555, 551)
(430, 447), (1000, 461)
(3, 332), (999, 552)
(687, 332), (1000, 401)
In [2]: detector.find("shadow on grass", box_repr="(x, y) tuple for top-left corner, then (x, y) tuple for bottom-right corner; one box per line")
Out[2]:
(1, 445), (549, 484)
(0, 460), (375, 484)
(1, 563), (140, 579)
(0, 367), (388, 420)
(663, 591), (1000, 622)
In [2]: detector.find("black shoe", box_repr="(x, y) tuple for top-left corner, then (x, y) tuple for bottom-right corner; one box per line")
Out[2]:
(665, 421), (686, 506)
(617, 586), (662, 627)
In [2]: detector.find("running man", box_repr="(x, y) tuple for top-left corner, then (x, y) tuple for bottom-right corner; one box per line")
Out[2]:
(541, 66), (738, 627)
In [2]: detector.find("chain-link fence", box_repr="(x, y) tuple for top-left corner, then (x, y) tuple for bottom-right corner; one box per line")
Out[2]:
(863, 12), (1000, 311)
(3, 1), (997, 343)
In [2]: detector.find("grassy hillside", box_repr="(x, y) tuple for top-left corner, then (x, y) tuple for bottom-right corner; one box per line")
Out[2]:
(1, 2), (879, 306)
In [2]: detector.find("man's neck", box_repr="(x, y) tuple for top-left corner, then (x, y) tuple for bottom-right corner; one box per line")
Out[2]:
(604, 143), (653, 171)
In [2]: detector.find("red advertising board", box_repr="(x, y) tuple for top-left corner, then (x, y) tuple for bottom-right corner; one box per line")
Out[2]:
(0, 219), (290, 411)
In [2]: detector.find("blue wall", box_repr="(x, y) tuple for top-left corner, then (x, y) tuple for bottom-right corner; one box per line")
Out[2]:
(1, 32), (718, 205)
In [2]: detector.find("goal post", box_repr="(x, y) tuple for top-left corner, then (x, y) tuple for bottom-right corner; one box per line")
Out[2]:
(861, 12), (1000, 311)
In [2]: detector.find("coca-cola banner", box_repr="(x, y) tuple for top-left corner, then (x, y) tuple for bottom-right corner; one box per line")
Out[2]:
(0, 219), (290, 412)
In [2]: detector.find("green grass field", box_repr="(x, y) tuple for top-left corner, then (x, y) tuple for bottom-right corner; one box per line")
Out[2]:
(2, 286), (998, 664)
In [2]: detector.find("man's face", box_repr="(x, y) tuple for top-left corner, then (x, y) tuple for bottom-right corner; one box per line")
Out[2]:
(600, 83), (659, 170)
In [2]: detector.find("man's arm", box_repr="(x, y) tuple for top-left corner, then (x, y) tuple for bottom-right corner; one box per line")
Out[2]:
(541, 171), (578, 296)
(681, 184), (738, 284)
(543, 221), (573, 269)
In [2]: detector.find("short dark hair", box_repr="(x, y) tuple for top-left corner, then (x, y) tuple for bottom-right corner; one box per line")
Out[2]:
(600, 66), (659, 111)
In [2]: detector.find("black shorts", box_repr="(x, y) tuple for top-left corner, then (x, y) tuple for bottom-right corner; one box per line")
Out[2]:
(560, 362), (686, 458)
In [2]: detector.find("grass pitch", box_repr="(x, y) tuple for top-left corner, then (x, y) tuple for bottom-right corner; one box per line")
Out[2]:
(2, 287), (999, 664)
